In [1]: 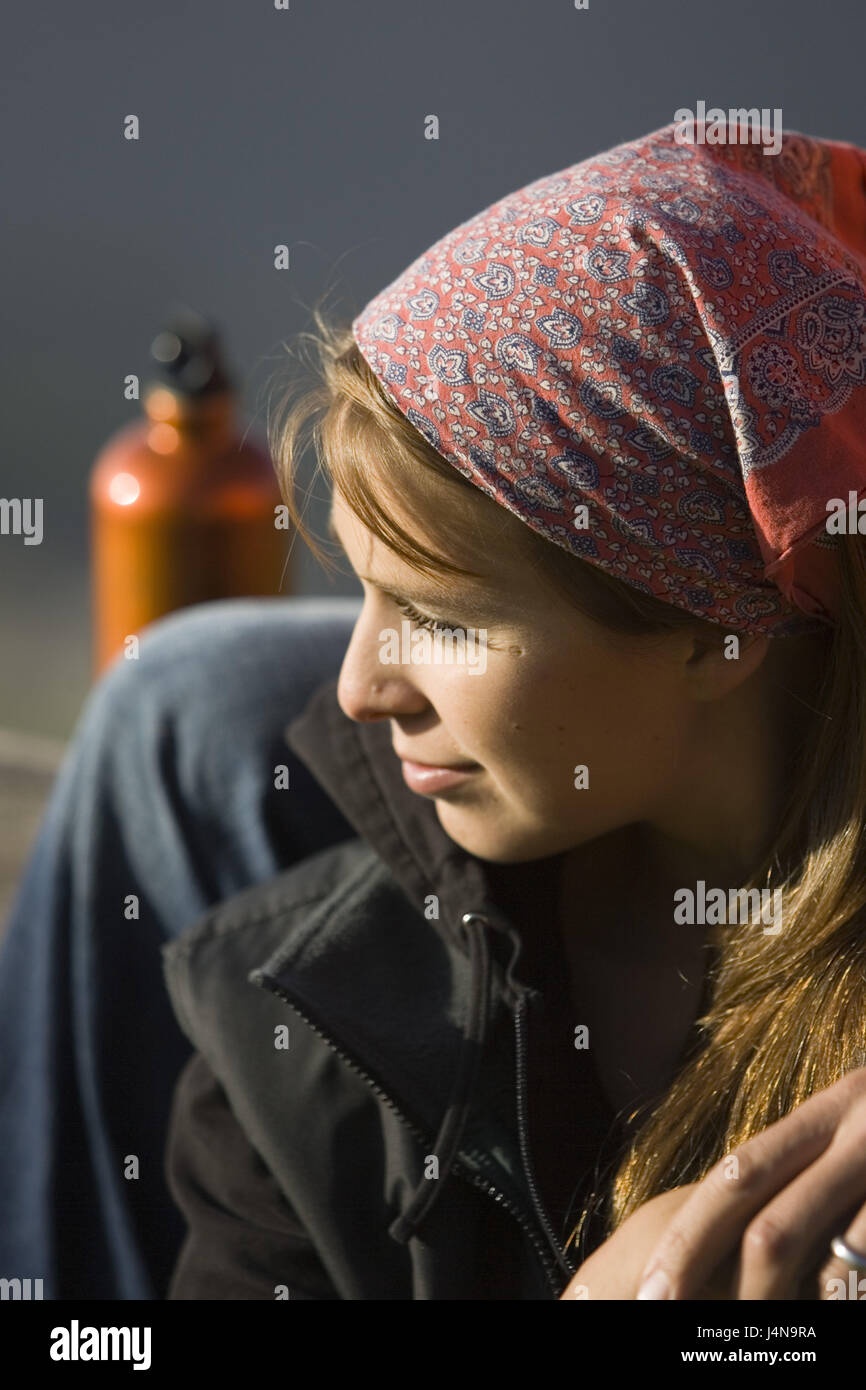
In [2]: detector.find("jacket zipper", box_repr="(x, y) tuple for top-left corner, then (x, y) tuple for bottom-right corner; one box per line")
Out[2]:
(257, 974), (566, 1296)
(513, 987), (579, 1282)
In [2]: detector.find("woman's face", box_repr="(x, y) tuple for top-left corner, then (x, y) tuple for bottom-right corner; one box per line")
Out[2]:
(329, 483), (716, 866)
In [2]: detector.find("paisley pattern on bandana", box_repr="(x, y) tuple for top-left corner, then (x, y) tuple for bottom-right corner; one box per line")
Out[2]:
(353, 122), (866, 636)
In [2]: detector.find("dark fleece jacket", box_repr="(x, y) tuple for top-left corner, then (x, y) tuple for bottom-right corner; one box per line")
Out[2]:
(160, 677), (631, 1299)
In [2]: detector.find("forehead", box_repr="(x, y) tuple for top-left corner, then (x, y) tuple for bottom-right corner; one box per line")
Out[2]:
(326, 488), (543, 610)
(327, 475), (529, 557)
(328, 491), (466, 597)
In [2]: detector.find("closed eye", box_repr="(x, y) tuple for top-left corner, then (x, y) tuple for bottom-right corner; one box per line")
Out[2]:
(391, 596), (468, 635)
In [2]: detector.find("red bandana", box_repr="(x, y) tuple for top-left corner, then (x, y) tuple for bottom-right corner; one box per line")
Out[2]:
(353, 122), (866, 636)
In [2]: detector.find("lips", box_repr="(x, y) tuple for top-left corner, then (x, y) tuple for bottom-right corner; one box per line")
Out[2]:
(396, 753), (481, 796)
(392, 743), (478, 769)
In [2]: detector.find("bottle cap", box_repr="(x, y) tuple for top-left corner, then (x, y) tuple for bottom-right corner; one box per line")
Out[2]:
(148, 306), (234, 399)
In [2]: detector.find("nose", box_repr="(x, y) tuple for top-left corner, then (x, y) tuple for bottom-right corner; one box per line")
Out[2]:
(336, 608), (428, 723)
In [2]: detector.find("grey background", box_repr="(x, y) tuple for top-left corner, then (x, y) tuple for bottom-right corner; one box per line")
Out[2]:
(2, 0), (865, 738)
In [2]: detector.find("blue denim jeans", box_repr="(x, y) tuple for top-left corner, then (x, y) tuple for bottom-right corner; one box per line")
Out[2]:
(0, 597), (361, 1299)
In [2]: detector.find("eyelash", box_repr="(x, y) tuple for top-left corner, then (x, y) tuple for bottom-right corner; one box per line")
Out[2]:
(391, 597), (466, 634)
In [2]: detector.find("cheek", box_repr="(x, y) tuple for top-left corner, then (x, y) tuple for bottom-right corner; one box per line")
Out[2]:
(470, 652), (675, 790)
(478, 653), (636, 754)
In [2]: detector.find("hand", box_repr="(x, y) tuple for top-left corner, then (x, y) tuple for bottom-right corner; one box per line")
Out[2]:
(629, 1065), (866, 1300)
(560, 1184), (737, 1300)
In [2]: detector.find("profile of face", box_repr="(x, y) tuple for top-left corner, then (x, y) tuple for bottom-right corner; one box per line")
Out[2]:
(329, 478), (798, 869)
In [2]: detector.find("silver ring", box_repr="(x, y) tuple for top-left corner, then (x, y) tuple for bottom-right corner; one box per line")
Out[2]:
(830, 1234), (866, 1272)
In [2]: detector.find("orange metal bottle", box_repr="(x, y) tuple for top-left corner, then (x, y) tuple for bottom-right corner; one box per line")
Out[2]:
(90, 309), (288, 675)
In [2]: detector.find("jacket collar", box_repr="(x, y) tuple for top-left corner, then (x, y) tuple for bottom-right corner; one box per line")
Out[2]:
(255, 678), (573, 1277)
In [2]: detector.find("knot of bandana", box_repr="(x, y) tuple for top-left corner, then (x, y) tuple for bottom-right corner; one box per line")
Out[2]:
(352, 122), (866, 637)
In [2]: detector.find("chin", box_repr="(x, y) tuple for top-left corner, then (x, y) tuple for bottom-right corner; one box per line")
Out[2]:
(434, 802), (573, 864)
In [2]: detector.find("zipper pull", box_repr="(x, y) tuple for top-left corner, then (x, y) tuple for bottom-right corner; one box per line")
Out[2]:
(460, 910), (528, 1011)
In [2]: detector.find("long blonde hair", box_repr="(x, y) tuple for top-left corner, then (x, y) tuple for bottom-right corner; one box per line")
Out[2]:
(266, 303), (866, 1251)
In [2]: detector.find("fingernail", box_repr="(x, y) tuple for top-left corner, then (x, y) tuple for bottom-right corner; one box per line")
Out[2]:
(636, 1268), (670, 1300)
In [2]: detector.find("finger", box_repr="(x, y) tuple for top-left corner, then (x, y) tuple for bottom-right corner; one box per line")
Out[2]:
(817, 1180), (866, 1302)
(636, 1076), (859, 1299)
(734, 1129), (866, 1298)
(559, 1276), (590, 1300)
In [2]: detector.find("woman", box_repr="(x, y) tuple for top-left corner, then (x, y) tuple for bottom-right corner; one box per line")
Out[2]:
(161, 118), (866, 1300)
